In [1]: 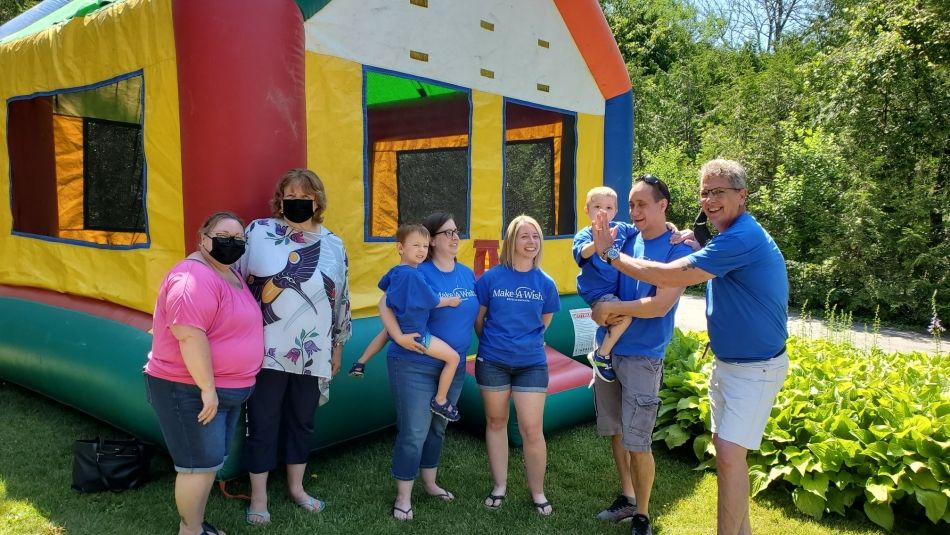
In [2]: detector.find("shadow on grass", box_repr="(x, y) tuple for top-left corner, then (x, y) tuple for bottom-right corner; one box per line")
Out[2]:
(1, 380), (703, 535)
(3, 381), (933, 535)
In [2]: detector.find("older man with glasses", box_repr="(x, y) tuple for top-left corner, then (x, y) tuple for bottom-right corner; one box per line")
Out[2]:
(592, 159), (789, 535)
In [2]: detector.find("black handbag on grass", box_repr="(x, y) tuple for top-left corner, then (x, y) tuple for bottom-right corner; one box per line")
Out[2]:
(71, 437), (153, 493)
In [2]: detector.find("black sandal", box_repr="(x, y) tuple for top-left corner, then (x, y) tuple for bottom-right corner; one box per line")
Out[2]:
(200, 521), (222, 535)
(534, 500), (554, 516)
(392, 505), (413, 521)
(484, 493), (505, 509)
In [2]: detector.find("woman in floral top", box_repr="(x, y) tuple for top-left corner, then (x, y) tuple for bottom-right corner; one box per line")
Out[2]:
(237, 168), (351, 525)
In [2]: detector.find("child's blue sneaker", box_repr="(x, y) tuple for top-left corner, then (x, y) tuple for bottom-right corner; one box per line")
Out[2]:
(348, 362), (365, 377)
(587, 351), (616, 382)
(430, 398), (460, 422)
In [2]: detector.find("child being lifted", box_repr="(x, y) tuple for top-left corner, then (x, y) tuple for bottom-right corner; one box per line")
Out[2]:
(573, 186), (639, 382)
(349, 224), (462, 421)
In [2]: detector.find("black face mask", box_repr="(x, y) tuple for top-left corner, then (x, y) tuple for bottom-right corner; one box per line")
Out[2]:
(206, 235), (246, 265)
(283, 199), (315, 223)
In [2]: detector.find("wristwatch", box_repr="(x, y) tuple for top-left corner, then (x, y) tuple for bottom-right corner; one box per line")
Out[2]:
(603, 247), (620, 265)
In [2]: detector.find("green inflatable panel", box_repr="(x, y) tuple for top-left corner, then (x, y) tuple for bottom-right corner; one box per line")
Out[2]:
(544, 293), (589, 360)
(0, 293), (599, 477)
(0, 297), (398, 480)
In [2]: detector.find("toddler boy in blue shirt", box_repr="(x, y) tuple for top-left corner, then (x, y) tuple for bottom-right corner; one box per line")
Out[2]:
(573, 186), (638, 382)
(349, 224), (462, 421)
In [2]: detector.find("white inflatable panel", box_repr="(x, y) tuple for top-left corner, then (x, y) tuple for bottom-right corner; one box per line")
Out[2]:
(305, 0), (605, 115)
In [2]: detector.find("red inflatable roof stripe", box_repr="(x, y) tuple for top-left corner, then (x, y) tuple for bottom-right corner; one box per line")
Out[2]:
(552, 0), (632, 100)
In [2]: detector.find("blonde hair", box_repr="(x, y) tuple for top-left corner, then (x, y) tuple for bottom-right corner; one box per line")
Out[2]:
(500, 215), (543, 269)
(585, 186), (618, 207)
(270, 168), (328, 223)
(699, 159), (747, 190)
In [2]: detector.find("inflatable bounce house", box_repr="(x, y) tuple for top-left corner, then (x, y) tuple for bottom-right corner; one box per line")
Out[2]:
(0, 0), (633, 478)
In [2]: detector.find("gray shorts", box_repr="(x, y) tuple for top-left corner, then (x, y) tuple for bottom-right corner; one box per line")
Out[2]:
(592, 293), (621, 305)
(593, 355), (663, 452)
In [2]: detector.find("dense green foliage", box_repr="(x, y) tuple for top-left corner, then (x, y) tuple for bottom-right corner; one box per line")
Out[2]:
(656, 329), (950, 530)
(0, 0), (36, 26)
(602, 0), (949, 326)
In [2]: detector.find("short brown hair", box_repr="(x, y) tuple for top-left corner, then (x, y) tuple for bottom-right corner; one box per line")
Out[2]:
(500, 215), (543, 269)
(196, 211), (244, 247)
(396, 223), (429, 243)
(270, 168), (328, 223)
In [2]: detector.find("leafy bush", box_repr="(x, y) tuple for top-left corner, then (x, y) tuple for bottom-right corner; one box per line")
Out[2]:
(656, 329), (950, 531)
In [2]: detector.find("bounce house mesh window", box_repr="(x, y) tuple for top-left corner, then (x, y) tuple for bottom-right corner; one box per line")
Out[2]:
(6, 73), (147, 246)
(83, 119), (145, 232)
(503, 102), (576, 236)
(365, 70), (470, 238)
(396, 148), (468, 228)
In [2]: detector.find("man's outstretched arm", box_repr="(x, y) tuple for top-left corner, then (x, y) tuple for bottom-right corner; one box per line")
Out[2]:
(592, 211), (715, 288)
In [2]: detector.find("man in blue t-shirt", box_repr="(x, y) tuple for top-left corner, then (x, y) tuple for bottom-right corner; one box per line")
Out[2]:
(592, 159), (789, 535)
(587, 175), (692, 535)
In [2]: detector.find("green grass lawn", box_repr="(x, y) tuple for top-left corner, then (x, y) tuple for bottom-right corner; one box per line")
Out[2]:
(0, 381), (937, 535)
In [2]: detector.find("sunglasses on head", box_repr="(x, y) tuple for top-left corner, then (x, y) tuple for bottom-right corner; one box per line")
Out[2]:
(635, 174), (671, 203)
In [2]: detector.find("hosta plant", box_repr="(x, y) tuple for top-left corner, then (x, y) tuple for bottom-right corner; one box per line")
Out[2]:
(655, 330), (950, 531)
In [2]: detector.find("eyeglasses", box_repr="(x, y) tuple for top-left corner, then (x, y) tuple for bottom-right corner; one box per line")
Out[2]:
(435, 229), (461, 239)
(205, 233), (247, 246)
(699, 187), (742, 199)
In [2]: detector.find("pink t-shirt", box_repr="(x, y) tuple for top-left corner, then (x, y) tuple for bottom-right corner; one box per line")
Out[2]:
(145, 259), (264, 388)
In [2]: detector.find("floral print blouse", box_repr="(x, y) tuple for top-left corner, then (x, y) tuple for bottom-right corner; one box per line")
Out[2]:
(237, 218), (352, 399)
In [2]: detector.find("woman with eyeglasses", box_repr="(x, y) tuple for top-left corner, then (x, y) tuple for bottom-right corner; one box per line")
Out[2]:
(375, 211), (480, 520)
(237, 168), (352, 525)
(144, 211), (262, 535)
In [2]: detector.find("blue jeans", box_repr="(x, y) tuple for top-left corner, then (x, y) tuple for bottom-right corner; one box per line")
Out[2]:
(144, 374), (253, 473)
(388, 357), (465, 481)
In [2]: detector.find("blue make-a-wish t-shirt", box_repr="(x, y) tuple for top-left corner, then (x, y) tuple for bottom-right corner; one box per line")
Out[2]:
(598, 230), (693, 359)
(379, 264), (440, 344)
(687, 212), (788, 361)
(407, 260), (479, 368)
(573, 222), (639, 305)
(475, 265), (560, 367)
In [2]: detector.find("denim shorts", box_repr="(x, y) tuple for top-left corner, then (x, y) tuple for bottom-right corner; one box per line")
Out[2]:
(417, 332), (432, 351)
(474, 357), (548, 393)
(145, 374), (253, 473)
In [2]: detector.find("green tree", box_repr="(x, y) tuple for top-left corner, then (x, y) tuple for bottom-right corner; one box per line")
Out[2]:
(807, 0), (950, 321)
(0, 0), (38, 26)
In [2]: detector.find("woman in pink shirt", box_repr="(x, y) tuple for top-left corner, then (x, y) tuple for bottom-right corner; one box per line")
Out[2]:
(144, 211), (263, 535)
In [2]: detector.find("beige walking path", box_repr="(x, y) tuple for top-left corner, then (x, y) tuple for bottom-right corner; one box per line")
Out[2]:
(674, 294), (947, 355)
